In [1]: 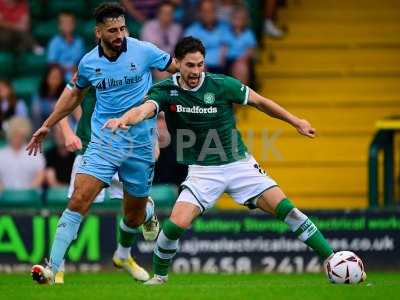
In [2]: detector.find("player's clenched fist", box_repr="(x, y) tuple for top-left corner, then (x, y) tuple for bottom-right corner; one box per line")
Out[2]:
(64, 131), (82, 152)
(295, 119), (316, 138)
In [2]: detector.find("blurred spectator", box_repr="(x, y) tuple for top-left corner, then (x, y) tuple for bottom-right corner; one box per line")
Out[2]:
(47, 12), (85, 81)
(264, 0), (283, 38)
(141, 1), (182, 55)
(0, 79), (28, 133)
(177, 0), (197, 26)
(226, 7), (256, 85)
(45, 126), (75, 187)
(31, 64), (65, 129)
(185, 0), (229, 74)
(171, 0), (184, 23)
(0, 0), (43, 54)
(121, 0), (161, 22)
(0, 117), (45, 190)
(216, 0), (243, 24)
(141, 1), (182, 80)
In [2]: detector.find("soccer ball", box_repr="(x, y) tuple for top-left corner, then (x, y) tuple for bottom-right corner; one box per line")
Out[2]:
(325, 251), (366, 284)
(31, 265), (52, 284)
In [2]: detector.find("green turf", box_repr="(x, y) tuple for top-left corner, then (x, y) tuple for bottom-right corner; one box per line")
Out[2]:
(0, 272), (399, 300)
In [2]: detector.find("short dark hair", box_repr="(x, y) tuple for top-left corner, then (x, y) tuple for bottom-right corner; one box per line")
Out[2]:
(174, 36), (206, 60)
(158, 0), (175, 11)
(94, 2), (125, 24)
(59, 11), (75, 18)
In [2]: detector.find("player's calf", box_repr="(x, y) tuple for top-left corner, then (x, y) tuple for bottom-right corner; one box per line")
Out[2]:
(275, 198), (333, 260)
(49, 209), (83, 273)
(150, 218), (186, 281)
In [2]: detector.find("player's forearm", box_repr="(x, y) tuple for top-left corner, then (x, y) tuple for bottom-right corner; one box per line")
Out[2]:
(248, 89), (300, 127)
(43, 88), (84, 129)
(59, 106), (81, 137)
(121, 102), (156, 125)
(72, 105), (82, 120)
(121, 107), (150, 125)
(121, 108), (142, 125)
(59, 117), (74, 136)
(259, 99), (299, 125)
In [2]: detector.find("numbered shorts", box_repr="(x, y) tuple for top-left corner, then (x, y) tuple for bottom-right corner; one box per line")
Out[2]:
(77, 141), (155, 198)
(178, 155), (278, 212)
(68, 155), (123, 203)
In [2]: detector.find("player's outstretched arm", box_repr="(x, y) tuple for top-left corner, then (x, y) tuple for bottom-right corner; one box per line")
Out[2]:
(44, 87), (86, 129)
(247, 88), (316, 138)
(103, 102), (157, 132)
(26, 86), (86, 155)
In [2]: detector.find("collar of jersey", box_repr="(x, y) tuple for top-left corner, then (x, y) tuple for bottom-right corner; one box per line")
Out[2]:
(98, 38), (127, 61)
(172, 72), (205, 92)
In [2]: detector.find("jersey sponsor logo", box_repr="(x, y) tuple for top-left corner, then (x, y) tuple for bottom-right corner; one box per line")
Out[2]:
(96, 78), (106, 90)
(174, 104), (217, 114)
(203, 92), (215, 104)
(170, 89), (179, 97)
(94, 76), (143, 91)
(130, 63), (137, 71)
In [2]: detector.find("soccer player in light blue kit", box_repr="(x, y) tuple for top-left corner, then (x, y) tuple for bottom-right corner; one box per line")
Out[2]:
(27, 2), (177, 284)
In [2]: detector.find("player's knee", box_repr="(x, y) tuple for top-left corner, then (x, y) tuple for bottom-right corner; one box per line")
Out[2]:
(68, 191), (91, 214)
(123, 212), (144, 228)
(169, 216), (191, 230)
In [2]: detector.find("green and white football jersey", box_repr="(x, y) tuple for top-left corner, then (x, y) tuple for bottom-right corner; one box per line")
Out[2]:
(146, 72), (250, 166)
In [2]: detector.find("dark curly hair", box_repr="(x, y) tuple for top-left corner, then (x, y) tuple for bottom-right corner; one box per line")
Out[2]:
(94, 2), (125, 24)
(174, 36), (206, 60)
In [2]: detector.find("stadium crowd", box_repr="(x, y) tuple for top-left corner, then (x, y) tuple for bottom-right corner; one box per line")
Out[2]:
(0, 0), (285, 195)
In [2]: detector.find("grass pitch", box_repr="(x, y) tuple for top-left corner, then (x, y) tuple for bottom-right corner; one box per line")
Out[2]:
(0, 272), (399, 300)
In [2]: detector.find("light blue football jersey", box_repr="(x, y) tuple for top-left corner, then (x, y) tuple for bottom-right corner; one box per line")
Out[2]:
(76, 37), (171, 148)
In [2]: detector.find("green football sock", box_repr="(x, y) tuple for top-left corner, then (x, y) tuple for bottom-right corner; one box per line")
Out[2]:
(276, 198), (333, 260)
(153, 219), (185, 276)
(118, 218), (140, 247)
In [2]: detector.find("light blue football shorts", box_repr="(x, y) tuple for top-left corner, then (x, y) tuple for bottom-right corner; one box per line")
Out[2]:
(77, 138), (155, 198)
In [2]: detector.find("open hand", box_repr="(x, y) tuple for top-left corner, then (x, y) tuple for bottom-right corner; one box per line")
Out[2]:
(102, 118), (129, 132)
(26, 126), (50, 155)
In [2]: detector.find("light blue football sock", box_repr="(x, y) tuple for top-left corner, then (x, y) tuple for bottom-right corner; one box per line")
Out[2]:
(49, 209), (83, 272)
(144, 199), (155, 223)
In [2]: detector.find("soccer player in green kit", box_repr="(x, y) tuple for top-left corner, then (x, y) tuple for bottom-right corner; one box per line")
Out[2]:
(104, 37), (335, 285)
